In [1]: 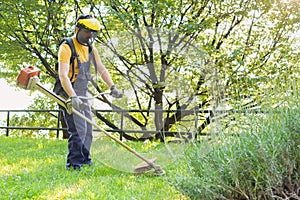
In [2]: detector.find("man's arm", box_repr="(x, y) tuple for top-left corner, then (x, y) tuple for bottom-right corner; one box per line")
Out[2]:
(59, 62), (77, 97)
(92, 47), (122, 98)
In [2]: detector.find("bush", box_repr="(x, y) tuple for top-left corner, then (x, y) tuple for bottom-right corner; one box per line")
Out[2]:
(170, 108), (300, 200)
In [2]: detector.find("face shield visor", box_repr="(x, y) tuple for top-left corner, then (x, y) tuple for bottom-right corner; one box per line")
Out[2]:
(76, 18), (100, 46)
(77, 28), (98, 46)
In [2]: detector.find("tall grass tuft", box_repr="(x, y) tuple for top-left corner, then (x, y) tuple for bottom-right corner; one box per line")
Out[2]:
(170, 102), (300, 199)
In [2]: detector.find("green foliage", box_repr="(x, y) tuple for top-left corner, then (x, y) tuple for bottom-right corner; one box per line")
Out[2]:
(1, 0), (300, 138)
(0, 0), (77, 79)
(169, 97), (300, 199)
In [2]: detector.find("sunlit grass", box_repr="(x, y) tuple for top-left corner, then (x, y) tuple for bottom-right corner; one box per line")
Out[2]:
(0, 137), (189, 200)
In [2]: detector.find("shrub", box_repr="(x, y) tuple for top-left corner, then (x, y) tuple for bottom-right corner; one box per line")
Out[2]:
(170, 107), (300, 200)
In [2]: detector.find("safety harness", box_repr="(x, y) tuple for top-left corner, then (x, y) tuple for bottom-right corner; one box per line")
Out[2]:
(53, 37), (97, 99)
(64, 37), (78, 82)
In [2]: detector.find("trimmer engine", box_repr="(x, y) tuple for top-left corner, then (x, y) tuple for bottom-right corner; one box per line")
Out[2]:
(16, 66), (72, 113)
(16, 66), (41, 89)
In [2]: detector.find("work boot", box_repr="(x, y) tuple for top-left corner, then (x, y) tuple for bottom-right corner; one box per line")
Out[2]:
(84, 160), (93, 166)
(66, 165), (82, 171)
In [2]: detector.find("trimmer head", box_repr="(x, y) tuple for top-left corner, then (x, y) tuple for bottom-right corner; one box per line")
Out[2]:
(134, 158), (166, 176)
(152, 165), (166, 176)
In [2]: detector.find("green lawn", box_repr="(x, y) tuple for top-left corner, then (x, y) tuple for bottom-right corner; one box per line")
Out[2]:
(0, 137), (189, 200)
(2, 108), (299, 199)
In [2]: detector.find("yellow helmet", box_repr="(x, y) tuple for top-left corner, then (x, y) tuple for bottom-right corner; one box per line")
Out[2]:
(76, 14), (100, 32)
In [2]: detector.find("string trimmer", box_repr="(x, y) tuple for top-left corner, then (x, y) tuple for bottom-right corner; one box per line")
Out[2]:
(16, 66), (165, 176)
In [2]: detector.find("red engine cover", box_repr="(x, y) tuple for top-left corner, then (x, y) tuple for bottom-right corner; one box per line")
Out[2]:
(17, 66), (41, 88)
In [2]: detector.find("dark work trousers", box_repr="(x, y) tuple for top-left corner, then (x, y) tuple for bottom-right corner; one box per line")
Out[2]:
(63, 61), (93, 168)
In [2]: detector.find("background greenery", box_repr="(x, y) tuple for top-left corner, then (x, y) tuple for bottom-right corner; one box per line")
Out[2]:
(0, 0), (300, 199)
(172, 108), (300, 199)
(1, 91), (299, 199)
(1, 0), (300, 139)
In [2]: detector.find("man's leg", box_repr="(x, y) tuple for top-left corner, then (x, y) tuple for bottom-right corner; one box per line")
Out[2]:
(63, 109), (85, 170)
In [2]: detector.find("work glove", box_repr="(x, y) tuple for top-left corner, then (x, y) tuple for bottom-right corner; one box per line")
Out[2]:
(110, 85), (122, 98)
(71, 96), (87, 111)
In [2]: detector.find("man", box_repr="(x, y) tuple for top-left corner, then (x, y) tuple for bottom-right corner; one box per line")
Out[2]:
(58, 14), (122, 170)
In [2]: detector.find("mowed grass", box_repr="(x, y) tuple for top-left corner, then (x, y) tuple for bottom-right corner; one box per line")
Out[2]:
(0, 137), (189, 200)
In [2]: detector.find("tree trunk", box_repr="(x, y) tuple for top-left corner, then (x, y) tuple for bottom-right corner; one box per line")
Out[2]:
(153, 86), (164, 141)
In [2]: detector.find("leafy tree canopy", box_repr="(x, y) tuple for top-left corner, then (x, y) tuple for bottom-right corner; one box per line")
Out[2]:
(1, 0), (300, 140)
